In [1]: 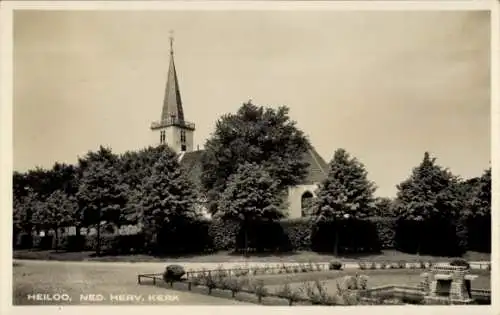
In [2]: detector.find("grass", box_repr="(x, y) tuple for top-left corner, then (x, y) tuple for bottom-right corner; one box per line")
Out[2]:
(12, 261), (250, 305)
(263, 269), (491, 296)
(14, 260), (489, 306)
(13, 249), (491, 263)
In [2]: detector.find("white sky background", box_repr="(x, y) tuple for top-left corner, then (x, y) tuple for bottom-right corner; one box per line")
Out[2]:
(13, 10), (491, 197)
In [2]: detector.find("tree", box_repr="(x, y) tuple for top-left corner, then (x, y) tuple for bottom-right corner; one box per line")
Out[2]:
(13, 188), (38, 234)
(32, 190), (77, 250)
(119, 145), (171, 225)
(468, 168), (491, 218)
(201, 102), (310, 215)
(137, 147), (199, 253)
(464, 167), (491, 252)
(312, 148), (376, 256)
(393, 152), (463, 255)
(76, 148), (127, 255)
(372, 197), (395, 217)
(13, 188), (44, 248)
(217, 162), (288, 254)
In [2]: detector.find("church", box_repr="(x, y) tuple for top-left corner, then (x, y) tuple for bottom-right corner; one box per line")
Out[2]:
(150, 36), (329, 219)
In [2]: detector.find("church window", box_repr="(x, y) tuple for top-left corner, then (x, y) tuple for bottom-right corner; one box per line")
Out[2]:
(180, 130), (186, 143)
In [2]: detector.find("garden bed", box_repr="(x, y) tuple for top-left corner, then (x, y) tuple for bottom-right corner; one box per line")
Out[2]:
(138, 262), (491, 306)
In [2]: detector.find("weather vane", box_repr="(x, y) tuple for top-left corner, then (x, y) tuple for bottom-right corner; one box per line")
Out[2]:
(169, 30), (174, 54)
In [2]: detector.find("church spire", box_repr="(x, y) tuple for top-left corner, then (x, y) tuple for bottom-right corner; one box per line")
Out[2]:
(160, 30), (185, 123)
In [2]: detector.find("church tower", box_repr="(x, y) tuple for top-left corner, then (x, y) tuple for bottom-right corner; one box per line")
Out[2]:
(151, 32), (195, 153)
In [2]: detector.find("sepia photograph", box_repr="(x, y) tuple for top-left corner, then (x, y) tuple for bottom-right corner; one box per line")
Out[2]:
(2, 1), (495, 311)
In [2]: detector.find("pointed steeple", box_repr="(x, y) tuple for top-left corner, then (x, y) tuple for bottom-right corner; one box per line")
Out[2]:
(151, 31), (195, 132)
(161, 32), (184, 122)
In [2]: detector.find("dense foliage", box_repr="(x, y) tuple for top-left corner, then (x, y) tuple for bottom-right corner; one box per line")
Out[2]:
(312, 148), (376, 221)
(12, 106), (491, 257)
(312, 148), (376, 255)
(201, 102), (310, 215)
(392, 152), (467, 256)
(136, 147), (200, 254)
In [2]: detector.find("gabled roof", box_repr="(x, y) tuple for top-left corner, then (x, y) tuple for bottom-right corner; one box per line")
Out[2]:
(178, 146), (328, 189)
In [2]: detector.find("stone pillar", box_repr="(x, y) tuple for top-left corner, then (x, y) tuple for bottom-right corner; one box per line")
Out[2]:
(450, 270), (470, 301)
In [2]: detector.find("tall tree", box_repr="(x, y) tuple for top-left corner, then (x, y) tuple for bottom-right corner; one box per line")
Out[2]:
(464, 168), (491, 252)
(468, 168), (491, 218)
(76, 148), (127, 255)
(393, 152), (463, 255)
(217, 162), (287, 253)
(312, 148), (376, 255)
(201, 102), (310, 215)
(120, 145), (171, 225)
(13, 188), (39, 234)
(137, 147), (199, 252)
(13, 188), (43, 247)
(32, 190), (77, 250)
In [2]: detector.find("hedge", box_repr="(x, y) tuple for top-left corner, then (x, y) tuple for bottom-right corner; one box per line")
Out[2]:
(13, 216), (486, 256)
(393, 218), (468, 256)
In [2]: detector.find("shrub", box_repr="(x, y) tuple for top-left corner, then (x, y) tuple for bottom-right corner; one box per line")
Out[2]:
(369, 217), (396, 249)
(329, 260), (342, 270)
(225, 277), (245, 298)
(450, 259), (470, 269)
(418, 260), (426, 269)
(207, 219), (239, 251)
(61, 235), (86, 251)
(37, 235), (54, 250)
(276, 283), (302, 306)
(301, 280), (337, 305)
(189, 273), (205, 287)
(356, 275), (368, 290)
(342, 276), (358, 290)
(163, 264), (186, 284)
(248, 279), (268, 303)
(281, 218), (312, 250)
(16, 233), (33, 249)
(203, 272), (218, 294)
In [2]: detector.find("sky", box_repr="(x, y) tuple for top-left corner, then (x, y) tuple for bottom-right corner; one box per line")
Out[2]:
(13, 10), (491, 197)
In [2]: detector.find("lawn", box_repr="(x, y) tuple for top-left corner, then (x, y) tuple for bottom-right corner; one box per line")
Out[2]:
(263, 269), (491, 296)
(13, 260), (490, 306)
(12, 260), (250, 305)
(13, 249), (491, 264)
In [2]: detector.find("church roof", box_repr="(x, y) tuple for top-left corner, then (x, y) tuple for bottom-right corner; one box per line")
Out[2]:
(179, 146), (328, 189)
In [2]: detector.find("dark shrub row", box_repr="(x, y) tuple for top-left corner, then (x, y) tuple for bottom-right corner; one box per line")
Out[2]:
(13, 215), (490, 256)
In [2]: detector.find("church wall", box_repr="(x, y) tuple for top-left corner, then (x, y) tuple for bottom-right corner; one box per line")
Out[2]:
(165, 127), (178, 151)
(287, 184), (319, 218)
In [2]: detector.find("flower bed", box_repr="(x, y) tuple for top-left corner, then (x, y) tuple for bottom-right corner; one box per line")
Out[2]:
(137, 260), (491, 306)
(184, 261), (339, 279)
(138, 267), (372, 306)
